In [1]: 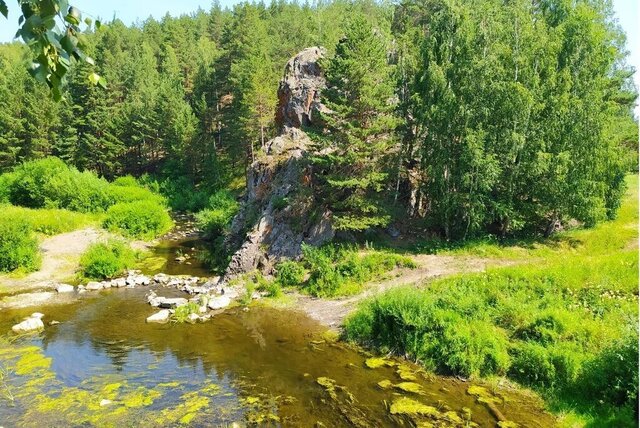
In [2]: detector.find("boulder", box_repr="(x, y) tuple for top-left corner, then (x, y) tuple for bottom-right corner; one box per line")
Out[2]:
(112, 278), (127, 288)
(146, 310), (170, 324)
(85, 281), (103, 291)
(12, 313), (45, 333)
(208, 296), (231, 310)
(55, 283), (74, 293)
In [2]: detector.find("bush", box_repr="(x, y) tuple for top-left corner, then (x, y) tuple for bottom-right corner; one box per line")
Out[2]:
(301, 244), (415, 297)
(103, 201), (173, 239)
(79, 240), (135, 280)
(0, 217), (40, 272)
(276, 261), (306, 286)
(6, 157), (112, 212)
(195, 190), (238, 237)
(509, 342), (556, 387)
(158, 176), (209, 212)
(0, 158), (169, 216)
(576, 333), (639, 410)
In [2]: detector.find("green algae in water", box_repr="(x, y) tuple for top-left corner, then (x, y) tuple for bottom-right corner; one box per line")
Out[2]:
(0, 290), (557, 428)
(394, 381), (425, 394)
(396, 363), (418, 381)
(467, 385), (503, 404)
(364, 357), (394, 369)
(389, 397), (440, 416)
(377, 379), (393, 389)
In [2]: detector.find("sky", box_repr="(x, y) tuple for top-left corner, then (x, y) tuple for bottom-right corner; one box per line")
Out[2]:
(0, 0), (638, 111)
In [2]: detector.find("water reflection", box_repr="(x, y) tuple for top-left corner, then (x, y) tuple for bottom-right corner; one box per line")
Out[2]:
(0, 288), (555, 427)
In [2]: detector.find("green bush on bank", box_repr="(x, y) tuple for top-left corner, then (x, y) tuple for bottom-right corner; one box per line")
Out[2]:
(103, 201), (173, 239)
(195, 190), (239, 237)
(79, 240), (135, 280)
(0, 217), (40, 272)
(0, 157), (171, 226)
(344, 250), (638, 417)
(275, 260), (306, 286)
(273, 244), (415, 297)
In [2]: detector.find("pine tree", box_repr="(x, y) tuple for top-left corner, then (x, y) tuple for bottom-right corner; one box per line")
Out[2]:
(315, 15), (398, 231)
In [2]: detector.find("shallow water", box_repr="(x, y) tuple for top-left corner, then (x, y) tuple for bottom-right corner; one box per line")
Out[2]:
(0, 285), (555, 427)
(141, 236), (212, 277)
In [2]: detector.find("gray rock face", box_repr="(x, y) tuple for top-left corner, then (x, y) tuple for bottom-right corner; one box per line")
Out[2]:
(224, 47), (334, 279)
(275, 46), (327, 129)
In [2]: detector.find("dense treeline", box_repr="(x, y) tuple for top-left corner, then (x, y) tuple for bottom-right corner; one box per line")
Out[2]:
(0, 0), (636, 237)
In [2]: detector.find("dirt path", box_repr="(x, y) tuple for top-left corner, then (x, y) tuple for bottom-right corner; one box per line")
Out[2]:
(0, 228), (108, 295)
(296, 254), (514, 329)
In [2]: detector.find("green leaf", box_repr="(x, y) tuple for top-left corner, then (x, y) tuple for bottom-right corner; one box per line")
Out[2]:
(85, 56), (94, 65)
(84, 17), (92, 26)
(0, 0), (7, 19)
(97, 76), (107, 89)
(88, 72), (100, 85)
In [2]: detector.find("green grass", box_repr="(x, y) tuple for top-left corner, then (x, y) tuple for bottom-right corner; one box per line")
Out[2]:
(345, 175), (638, 427)
(1, 205), (101, 236)
(277, 244), (416, 297)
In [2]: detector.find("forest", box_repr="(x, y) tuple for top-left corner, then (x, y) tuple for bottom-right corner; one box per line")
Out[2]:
(0, 0), (638, 427)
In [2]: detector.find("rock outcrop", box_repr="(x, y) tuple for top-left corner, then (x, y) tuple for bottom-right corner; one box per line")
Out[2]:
(224, 47), (334, 279)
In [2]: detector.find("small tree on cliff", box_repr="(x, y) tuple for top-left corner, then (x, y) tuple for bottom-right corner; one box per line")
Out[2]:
(316, 15), (398, 231)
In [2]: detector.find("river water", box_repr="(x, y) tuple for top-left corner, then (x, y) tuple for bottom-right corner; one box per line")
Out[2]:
(0, 235), (555, 427)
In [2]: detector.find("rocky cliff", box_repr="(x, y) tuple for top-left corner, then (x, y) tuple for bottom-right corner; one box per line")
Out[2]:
(223, 47), (333, 279)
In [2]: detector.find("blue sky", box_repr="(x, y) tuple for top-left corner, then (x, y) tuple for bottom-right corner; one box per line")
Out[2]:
(0, 0), (638, 111)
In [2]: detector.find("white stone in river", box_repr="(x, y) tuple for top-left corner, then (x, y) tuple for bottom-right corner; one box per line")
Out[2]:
(55, 283), (74, 293)
(208, 296), (231, 310)
(31, 312), (45, 319)
(112, 278), (127, 288)
(146, 309), (170, 324)
(100, 399), (112, 407)
(85, 281), (103, 291)
(12, 316), (44, 333)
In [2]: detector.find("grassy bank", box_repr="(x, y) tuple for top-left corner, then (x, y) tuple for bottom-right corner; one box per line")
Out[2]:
(345, 176), (638, 427)
(0, 158), (173, 274)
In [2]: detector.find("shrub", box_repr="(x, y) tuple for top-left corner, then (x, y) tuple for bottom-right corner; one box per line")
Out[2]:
(195, 190), (238, 237)
(103, 201), (173, 239)
(157, 176), (209, 212)
(79, 240), (135, 280)
(301, 244), (415, 297)
(276, 260), (306, 286)
(508, 342), (556, 387)
(576, 333), (639, 410)
(0, 217), (39, 272)
(173, 302), (200, 323)
(6, 157), (112, 212)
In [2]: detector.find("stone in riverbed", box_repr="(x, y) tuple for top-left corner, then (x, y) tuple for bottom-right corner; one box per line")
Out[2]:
(85, 281), (103, 291)
(146, 310), (170, 324)
(112, 278), (127, 288)
(55, 283), (74, 293)
(157, 298), (188, 309)
(12, 313), (45, 333)
(208, 296), (231, 310)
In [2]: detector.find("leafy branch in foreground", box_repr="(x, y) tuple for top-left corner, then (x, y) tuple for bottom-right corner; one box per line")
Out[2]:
(0, 0), (105, 100)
